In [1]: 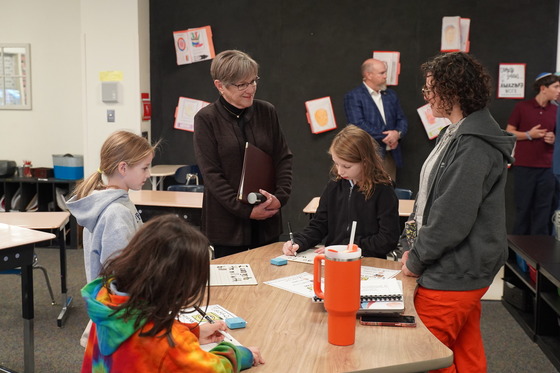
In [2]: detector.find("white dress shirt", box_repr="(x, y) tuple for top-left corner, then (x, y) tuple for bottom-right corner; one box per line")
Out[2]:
(364, 82), (386, 125)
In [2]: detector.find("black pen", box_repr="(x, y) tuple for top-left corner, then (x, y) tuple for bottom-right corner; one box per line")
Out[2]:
(288, 222), (297, 257)
(193, 305), (234, 342)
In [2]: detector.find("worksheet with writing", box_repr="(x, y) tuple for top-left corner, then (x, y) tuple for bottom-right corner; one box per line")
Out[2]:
(209, 264), (257, 286)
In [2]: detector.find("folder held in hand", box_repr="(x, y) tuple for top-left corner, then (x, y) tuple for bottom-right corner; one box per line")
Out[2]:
(238, 142), (275, 204)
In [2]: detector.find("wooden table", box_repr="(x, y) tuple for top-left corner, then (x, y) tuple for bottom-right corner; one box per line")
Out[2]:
(209, 243), (452, 372)
(0, 223), (56, 373)
(303, 196), (415, 217)
(0, 211), (73, 327)
(149, 164), (185, 190)
(129, 190), (203, 226)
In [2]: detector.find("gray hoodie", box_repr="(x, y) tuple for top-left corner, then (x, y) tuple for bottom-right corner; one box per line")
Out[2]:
(66, 189), (142, 282)
(406, 108), (516, 291)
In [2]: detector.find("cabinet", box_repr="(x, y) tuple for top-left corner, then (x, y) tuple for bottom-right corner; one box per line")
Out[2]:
(537, 263), (560, 369)
(504, 235), (560, 370)
(0, 177), (80, 249)
(503, 245), (538, 338)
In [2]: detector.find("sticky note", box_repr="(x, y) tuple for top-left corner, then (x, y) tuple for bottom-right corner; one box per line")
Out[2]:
(226, 317), (246, 329)
(270, 257), (288, 266)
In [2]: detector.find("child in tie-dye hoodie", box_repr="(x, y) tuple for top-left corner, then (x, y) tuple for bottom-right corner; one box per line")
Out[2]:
(81, 214), (265, 372)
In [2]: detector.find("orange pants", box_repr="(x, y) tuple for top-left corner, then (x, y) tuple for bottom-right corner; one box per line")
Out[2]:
(415, 286), (489, 373)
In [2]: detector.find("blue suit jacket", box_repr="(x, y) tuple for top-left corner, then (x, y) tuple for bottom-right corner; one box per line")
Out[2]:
(344, 84), (408, 167)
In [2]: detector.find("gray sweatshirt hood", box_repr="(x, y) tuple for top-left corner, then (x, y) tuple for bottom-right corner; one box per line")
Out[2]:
(66, 189), (130, 230)
(455, 108), (516, 164)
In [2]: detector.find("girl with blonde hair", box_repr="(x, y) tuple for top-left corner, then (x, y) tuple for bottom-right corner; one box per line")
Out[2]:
(67, 130), (155, 347)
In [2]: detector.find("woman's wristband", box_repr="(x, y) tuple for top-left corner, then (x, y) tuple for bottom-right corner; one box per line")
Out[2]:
(525, 131), (533, 141)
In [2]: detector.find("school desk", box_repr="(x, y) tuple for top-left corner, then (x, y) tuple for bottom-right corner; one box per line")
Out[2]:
(149, 164), (185, 190)
(209, 242), (453, 372)
(128, 189), (202, 226)
(0, 211), (73, 327)
(0, 223), (56, 373)
(303, 196), (415, 217)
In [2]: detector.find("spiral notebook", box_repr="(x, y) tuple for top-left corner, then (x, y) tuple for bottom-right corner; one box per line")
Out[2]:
(313, 278), (404, 315)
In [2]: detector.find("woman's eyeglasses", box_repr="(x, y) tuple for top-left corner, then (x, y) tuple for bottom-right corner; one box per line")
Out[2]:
(421, 87), (433, 96)
(230, 76), (260, 91)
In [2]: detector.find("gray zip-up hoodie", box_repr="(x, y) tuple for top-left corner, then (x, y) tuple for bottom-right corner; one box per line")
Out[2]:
(66, 189), (142, 282)
(406, 108), (516, 291)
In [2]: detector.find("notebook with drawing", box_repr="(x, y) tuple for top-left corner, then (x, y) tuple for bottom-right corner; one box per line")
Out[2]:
(178, 305), (242, 350)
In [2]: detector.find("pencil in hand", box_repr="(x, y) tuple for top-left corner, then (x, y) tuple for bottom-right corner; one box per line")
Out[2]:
(194, 305), (234, 342)
(288, 222), (296, 257)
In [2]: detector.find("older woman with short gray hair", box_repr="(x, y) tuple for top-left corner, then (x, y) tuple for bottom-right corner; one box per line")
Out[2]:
(194, 49), (293, 258)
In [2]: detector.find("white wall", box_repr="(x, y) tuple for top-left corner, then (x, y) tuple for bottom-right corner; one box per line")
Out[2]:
(0, 0), (82, 168)
(80, 0), (149, 174)
(0, 0), (149, 176)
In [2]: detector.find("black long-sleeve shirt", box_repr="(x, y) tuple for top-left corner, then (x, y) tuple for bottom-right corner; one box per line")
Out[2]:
(294, 179), (400, 258)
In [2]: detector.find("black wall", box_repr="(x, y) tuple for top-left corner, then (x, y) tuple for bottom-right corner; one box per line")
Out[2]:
(150, 0), (558, 234)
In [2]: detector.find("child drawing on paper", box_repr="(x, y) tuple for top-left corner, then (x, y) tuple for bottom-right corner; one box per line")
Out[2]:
(282, 125), (400, 258)
(314, 108), (329, 127)
(191, 31), (203, 48)
(81, 214), (265, 372)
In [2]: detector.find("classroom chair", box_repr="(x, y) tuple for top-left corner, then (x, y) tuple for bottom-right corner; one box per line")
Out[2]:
(0, 253), (56, 305)
(394, 188), (413, 200)
(168, 184), (205, 192)
(388, 188), (414, 261)
(167, 165), (204, 192)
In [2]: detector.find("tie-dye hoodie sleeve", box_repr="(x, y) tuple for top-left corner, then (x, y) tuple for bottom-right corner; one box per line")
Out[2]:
(81, 278), (254, 372)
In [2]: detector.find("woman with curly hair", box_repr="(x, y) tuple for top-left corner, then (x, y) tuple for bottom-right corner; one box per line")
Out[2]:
(281, 124), (400, 258)
(400, 52), (516, 372)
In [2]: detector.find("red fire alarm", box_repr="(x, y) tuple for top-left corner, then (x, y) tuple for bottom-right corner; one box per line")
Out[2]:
(141, 93), (151, 121)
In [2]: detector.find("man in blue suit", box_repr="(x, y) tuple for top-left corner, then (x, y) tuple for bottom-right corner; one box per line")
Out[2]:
(344, 58), (408, 181)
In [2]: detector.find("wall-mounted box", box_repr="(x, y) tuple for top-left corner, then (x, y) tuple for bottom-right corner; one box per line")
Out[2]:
(102, 81), (119, 103)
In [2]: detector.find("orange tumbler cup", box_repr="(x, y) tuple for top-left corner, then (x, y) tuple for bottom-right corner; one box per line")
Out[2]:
(313, 245), (361, 346)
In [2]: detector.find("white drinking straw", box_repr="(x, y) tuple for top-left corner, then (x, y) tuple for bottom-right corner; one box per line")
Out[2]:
(348, 220), (357, 249)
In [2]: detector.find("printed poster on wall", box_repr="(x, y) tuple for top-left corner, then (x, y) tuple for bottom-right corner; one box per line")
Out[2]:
(305, 96), (337, 134)
(173, 25), (216, 65)
(497, 63), (526, 99)
(373, 51), (400, 86)
(417, 103), (451, 140)
(441, 16), (470, 52)
(174, 97), (210, 132)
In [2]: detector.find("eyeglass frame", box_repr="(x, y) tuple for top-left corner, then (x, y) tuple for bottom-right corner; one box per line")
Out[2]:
(421, 86), (433, 96)
(229, 76), (260, 91)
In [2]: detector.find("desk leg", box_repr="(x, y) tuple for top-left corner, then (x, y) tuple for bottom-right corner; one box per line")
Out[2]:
(21, 262), (35, 373)
(151, 176), (157, 191)
(57, 226), (73, 328)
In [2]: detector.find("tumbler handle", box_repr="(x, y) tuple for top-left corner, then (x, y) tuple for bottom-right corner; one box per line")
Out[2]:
(313, 254), (325, 299)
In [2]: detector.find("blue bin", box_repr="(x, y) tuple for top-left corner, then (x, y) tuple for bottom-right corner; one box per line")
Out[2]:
(515, 253), (528, 273)
(52, 154), (84, 180)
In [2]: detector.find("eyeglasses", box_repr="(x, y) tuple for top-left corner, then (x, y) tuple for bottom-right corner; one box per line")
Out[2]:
(421, 87), (433, 96)
(230, 76), (260, 91)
